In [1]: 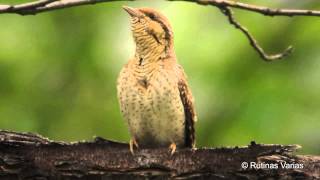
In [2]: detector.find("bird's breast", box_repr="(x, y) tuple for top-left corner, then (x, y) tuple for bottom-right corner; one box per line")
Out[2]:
(117, 62), (185, 147)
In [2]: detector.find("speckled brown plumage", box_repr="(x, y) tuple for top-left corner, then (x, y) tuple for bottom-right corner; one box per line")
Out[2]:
(117, 6), (197, 152)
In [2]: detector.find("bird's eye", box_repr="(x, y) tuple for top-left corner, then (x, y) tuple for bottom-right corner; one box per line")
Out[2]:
(148, 13), (156, 20)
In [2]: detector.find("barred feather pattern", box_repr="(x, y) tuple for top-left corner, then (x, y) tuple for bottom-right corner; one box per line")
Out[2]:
(117, 8), (196, 148)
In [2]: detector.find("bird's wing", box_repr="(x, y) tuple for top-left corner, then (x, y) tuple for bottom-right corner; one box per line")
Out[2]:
(177, 65), (197, 148)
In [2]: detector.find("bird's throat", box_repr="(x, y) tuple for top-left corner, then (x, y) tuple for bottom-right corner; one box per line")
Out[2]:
(135, 41), (167, 65)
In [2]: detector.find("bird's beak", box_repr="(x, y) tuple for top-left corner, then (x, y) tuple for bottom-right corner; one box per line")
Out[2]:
(123, 6), (143, 18)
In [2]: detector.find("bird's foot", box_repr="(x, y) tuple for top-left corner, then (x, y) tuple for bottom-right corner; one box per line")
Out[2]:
(168, 142), (177, 155)
(129, 138), (139, 155)
(191, 146), (197, 153)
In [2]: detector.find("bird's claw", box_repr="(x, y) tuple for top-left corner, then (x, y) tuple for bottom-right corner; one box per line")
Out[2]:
(129, 138), (139, 155)
(169, 143), (177, 155)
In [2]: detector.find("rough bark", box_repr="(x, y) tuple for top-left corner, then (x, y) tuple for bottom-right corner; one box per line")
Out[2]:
(0, 130), (319, 179)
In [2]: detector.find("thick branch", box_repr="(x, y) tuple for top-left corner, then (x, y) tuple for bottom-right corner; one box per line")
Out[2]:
(0, 130), (319, 179)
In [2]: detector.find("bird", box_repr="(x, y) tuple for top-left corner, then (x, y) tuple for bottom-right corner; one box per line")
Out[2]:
(117, 6), (197, 154)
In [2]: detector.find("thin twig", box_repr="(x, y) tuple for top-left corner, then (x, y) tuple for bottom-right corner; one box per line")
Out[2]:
(14, 0), (56, 10)
(0, 0), (129, 15)
(173, 0), (320, 17)
(0, 0), (319, 16)
(219, 6), (293, 61)
(0, 0), (319, 61)
(0, 0), (56, 15)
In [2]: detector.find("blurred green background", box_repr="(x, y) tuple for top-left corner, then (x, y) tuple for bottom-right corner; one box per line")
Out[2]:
(0, 0), (319, 154)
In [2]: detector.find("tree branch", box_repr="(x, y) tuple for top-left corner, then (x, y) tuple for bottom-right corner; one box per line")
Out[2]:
(177, 0), (320, 17)
(0, 0), (56, 14)
(1, 0), (320, 17)
(11, 0), (56, 11)
(0, 130), (319, 179)
(219, 6), (293, 61)
(0, 0), (319, 61)
(0, 0), (127, 15)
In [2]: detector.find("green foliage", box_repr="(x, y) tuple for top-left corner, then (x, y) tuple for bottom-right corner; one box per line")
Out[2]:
(0, 1), (319, 154)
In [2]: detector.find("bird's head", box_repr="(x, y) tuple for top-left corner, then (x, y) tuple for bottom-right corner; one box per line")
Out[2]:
(123, 6), (174, 55)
